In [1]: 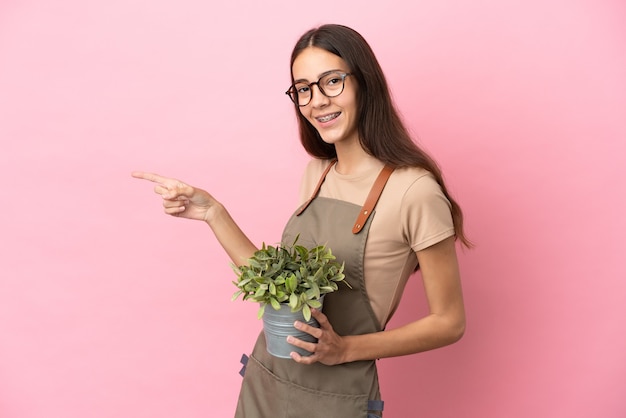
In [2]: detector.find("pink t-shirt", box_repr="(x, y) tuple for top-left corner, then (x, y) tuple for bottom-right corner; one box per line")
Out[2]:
(298, 158), (455, 328)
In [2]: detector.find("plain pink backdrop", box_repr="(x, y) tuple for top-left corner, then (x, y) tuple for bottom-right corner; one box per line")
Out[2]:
(1, 0), (624, 417)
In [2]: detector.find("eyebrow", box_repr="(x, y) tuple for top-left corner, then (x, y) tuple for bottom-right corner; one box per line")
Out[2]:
(293, 69), (345, 84)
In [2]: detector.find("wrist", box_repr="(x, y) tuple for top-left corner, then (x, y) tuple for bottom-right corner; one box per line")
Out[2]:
(203, 201), (224, 225)
(341, 335), (359, 363)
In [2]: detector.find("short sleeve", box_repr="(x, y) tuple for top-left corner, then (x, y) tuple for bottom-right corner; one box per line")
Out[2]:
(401, 173), (455, 252)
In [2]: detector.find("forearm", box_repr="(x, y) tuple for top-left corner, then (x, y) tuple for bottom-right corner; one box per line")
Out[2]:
(204, 202), (258, 266)
(342, 313), (465, 362)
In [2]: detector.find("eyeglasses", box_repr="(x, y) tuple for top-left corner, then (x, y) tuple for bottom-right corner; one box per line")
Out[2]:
(285, 71), (351, 107)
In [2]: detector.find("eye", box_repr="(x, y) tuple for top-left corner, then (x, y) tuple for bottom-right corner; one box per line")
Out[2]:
(324, 76), (341, 87)
(295, 84), (310, 94)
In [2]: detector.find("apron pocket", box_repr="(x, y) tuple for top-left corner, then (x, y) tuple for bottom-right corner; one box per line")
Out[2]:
(237, 353), (372, 418)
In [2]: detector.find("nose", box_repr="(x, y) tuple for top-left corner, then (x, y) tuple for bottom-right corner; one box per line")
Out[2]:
(309, 83), (329, 108)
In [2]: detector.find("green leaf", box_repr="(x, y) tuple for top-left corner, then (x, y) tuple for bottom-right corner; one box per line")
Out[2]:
(286, 273), (297, 293)
(307, 299), (322, 309)
(289, 292), (298, 309)
(254, 287), (266, 298)
(237, 278), (252, 288)
(291, 233), (301, 247)
(313, 266), (324, 281)
(302, 304), (311, 321)
(257, 304), (266, 319)
(294, 244), (308, 261)
(305, 283), (320, 300)
(270, 297), (281, 311)
(248, 258), (264, 270)
(230, 263), (243, 274)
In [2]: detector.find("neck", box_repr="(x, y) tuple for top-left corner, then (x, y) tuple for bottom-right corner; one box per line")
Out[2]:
(334, 141), (382, 175)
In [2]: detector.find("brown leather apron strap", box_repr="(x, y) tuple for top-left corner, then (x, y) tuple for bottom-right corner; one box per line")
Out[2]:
(296, 159), (337, 216)
(352, 165), (394, 234)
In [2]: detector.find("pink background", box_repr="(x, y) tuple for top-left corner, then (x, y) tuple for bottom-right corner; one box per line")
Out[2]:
(1, 0), (624, 417)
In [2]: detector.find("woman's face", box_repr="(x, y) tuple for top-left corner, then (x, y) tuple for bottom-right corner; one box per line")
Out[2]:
(291, 47), (359, 147)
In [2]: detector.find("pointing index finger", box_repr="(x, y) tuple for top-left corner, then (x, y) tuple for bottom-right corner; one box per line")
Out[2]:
(131, 171), (168, 185)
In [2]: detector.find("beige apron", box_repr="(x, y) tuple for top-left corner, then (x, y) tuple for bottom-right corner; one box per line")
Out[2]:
(235, 161), (394, 418)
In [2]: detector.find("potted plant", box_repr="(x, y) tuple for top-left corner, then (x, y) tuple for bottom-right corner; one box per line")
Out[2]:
(231, 236), (350, 358)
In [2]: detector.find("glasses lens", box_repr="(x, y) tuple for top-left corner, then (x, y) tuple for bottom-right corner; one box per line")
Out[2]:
(292, 82), (311, 106)
(319, 73), (345, 98)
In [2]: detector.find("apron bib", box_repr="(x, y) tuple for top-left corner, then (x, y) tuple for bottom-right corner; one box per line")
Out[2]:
(235, 162), (393, 418)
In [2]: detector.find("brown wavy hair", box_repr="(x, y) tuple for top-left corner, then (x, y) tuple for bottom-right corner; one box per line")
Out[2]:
(290, 24), (471, 247)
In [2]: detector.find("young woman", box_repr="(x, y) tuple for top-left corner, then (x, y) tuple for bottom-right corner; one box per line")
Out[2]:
(133, 24), (468, 418)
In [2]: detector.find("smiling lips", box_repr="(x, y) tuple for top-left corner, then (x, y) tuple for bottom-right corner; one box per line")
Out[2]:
(316, 112), (341, 123)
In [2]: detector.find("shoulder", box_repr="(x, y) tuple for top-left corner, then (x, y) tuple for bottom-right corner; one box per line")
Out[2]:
(386, 166), (453, 226)
(387, 166), (445, 202)
(304, 158), (334, 175)
(301, 158), (335, 185)
(298, 158), (335, 204)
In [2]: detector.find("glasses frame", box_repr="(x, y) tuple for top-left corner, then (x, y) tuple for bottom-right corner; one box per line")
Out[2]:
(285, 72), (352, 107)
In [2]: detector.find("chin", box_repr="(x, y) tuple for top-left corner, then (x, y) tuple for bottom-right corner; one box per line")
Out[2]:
(318, 134), (344, 145)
